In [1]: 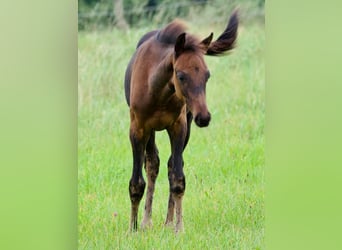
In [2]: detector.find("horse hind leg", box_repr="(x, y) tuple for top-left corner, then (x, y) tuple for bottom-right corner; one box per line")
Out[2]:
(141, 131), (160, 229)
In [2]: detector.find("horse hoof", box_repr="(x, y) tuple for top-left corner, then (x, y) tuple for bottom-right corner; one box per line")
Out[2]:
(175, 225), (184, 234)
(164, 220), (174, 228)
(141, 219), (153, 229)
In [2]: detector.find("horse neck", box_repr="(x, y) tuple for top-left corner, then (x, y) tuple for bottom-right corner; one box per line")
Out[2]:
(149, 49), (175, 97)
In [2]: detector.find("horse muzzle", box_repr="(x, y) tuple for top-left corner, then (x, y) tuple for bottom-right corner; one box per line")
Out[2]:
(194, 112), (211, 127)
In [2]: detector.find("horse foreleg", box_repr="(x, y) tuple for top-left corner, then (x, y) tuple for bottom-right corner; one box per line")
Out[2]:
(129, 124), (148, 231)
(141, 131), (160, 229)
(165, 112), (191, 228)
(183, 111), (193, 150)
(170, 165), (185, 233)
(166, 158), (185, 232)
(173, 192), (184, 233)
(166, 116), (187, 233)
(165, 157), (175, 226)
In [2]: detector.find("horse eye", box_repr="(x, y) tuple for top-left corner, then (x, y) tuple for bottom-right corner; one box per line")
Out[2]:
(176, 71), (186, 82)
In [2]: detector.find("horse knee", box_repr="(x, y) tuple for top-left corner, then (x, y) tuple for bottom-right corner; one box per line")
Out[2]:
(167, 157), (186, 195)
(170, 174), (186, 195)
(129, 177), (146, 204)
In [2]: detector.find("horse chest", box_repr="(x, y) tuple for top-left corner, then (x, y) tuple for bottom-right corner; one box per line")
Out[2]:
(146, 106), (184, 131)
(132, 93), (185, 131)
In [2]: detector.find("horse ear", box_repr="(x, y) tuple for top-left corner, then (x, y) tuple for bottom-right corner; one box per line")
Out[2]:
(200, 32), (213, 50)
(175, 33), (186, 58)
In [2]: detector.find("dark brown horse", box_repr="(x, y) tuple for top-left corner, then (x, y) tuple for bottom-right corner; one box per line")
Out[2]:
(124, 10), (239, 232)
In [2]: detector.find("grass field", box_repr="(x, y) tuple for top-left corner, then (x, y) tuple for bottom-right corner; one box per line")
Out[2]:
(78, 19), (264, 249)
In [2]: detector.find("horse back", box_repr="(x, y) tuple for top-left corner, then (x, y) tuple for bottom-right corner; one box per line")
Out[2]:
(124, 30), (159, 106)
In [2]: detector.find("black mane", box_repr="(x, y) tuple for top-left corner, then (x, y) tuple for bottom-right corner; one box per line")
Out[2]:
(156, 19), (201, 52)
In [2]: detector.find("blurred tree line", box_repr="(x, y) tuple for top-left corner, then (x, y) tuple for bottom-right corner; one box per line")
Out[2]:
(78, 0), (264, 30)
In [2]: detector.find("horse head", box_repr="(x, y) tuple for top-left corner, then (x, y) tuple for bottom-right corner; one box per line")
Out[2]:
(171, 10), (238, 127)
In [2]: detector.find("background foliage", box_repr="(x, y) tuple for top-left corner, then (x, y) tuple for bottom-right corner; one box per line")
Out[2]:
(78, 0), (264, 30)
(78, 0), (264, 248)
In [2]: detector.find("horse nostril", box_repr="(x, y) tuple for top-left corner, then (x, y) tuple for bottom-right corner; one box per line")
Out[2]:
(194, 112), (211, 127)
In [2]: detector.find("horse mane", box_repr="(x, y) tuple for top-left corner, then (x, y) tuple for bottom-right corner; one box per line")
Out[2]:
(157, 19), (201, 52)
(139, 10), (239, 56)
(136, 30), (158, 48)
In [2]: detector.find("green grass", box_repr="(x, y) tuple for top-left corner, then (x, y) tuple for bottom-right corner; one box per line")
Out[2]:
(78, 21), (264, 249)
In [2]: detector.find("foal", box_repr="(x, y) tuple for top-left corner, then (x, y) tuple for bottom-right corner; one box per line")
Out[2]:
(124, 10), (238, 233)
